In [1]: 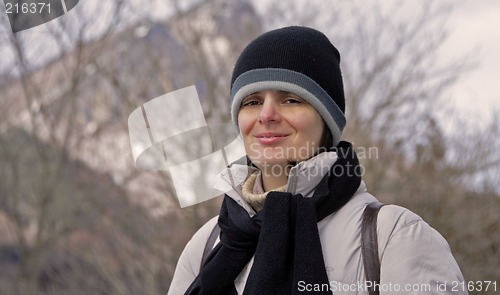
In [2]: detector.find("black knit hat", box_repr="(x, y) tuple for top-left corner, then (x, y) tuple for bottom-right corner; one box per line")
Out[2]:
(230, 26), (346, 147)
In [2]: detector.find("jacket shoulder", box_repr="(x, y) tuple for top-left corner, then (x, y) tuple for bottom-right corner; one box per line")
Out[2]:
(377, 204), (423, 235)
(376, 205), (466, 292)
(376, 204), (431, 254)
(184, 215), (220, 271)
(167, 216), (219, 295)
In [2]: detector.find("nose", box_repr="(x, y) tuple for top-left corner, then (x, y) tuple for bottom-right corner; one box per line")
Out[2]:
(258, 97), (281, 124)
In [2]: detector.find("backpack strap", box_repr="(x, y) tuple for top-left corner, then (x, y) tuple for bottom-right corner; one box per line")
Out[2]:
(200, 223), (221, 269)
(361, 201), (386, 295)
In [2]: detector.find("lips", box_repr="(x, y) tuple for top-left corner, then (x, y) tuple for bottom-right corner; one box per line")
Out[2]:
(254, 132), (289, 145)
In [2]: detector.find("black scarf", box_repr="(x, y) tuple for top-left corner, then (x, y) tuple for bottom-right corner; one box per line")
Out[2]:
(185, 141), (361, 295)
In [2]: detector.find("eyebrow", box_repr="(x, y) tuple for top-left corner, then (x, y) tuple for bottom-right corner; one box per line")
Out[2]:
(243, 90), (305, 102)
(248, 90), (297, 96)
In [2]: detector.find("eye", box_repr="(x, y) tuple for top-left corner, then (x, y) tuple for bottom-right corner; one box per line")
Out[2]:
(241, 94), (263, 107)
(241, 99), (261, 107)
(278, 91), (305, 104)
(283, 97), (303, 104)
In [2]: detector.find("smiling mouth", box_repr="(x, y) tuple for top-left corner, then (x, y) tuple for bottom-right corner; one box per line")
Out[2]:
(255, 132), (288, 138)
(254, 133), (288, 145)
(255, 134), (286, 138)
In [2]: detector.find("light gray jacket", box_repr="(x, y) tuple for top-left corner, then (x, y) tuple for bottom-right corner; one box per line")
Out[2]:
(168, 152), (467, 294)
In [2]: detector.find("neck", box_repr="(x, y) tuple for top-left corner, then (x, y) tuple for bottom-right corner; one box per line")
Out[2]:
(261, 165), (290, 191)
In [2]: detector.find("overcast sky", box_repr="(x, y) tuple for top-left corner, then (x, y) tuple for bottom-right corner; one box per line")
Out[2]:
(443, 0), (500, 118)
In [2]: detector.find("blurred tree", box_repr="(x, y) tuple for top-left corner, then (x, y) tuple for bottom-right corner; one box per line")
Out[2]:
(0, 0), (498, 294)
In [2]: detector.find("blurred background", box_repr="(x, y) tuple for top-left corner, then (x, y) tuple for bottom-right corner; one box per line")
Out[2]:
(0, 0), (499, 294)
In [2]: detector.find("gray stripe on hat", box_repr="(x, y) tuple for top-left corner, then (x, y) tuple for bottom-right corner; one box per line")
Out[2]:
(231, 68), (346, 146)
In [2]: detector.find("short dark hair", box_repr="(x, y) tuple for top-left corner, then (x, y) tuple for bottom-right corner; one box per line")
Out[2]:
(318, 122), (333, 152)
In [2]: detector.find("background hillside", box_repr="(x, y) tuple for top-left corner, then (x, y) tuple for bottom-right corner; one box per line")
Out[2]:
(0, 0), (498, 294)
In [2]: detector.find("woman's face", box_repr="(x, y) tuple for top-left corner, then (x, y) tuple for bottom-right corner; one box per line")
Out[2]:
(238, 90), (324, 172)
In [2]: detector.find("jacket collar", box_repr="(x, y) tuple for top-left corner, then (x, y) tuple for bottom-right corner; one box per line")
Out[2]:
(212, 151), (345, 216)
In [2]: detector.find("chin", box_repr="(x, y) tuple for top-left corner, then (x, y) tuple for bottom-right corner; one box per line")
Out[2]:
(251, 159), (291, 169)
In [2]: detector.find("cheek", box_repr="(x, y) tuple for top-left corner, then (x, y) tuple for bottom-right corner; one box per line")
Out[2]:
(294, 112), (324, 142)
(237, 111), (253, 137)
(238, 112), (259, 161)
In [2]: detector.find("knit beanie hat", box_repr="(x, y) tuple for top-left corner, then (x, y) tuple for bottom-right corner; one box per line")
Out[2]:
(230, 26), (346, 147)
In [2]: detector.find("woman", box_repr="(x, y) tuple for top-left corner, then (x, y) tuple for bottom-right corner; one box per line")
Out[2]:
(168, 26), (466, 295)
